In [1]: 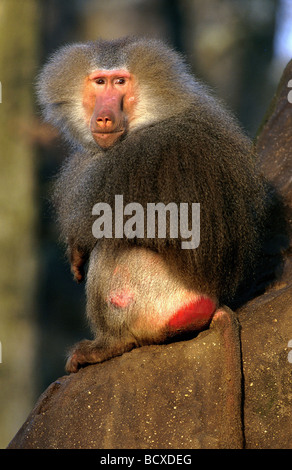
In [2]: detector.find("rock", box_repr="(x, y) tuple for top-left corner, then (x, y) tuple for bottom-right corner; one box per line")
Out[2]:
(7, 308), (243, 449)
(237, 58), (292, 449)
(238, 276), (292, 448)
(256, 59), (292, 211)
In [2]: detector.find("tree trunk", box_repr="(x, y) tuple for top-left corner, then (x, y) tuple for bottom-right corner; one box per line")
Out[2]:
(0, 0), (39, 447)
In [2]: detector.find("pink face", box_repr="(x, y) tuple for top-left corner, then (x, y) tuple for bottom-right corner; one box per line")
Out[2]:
(82, 69), (136, 149)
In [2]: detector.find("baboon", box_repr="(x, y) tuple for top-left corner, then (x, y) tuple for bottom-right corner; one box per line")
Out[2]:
(37, 37), (267, 372)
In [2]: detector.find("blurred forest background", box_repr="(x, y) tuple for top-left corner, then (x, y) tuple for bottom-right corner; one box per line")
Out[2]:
(0, 0), (291, 448)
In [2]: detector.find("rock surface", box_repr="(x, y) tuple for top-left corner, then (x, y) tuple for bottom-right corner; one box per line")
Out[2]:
(237, 59), (292, 448)
(8, 309), (243, 449)
(7, 60), (292, 450)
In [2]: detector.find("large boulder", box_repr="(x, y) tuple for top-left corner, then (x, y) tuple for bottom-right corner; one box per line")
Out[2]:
(7, 60), (292, 450)
(7, 308), (243, 449)
(239, 270), (292, 449)
(239, 59), (292, 449)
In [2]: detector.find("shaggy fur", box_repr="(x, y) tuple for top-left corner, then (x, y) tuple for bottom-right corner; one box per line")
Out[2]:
(37, 38), (267, 371)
